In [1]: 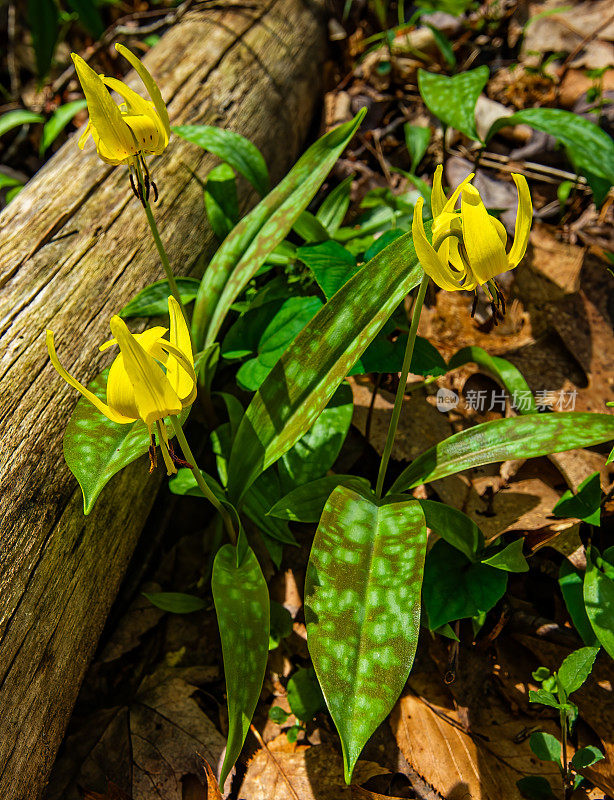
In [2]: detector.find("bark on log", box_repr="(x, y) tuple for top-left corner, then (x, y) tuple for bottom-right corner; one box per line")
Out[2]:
(0, 2), (326, 797)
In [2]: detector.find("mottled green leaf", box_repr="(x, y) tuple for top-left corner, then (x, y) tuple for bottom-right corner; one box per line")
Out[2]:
(191, 110), (366, 350)
(317, 175), (353, 235)
(481, 538), (529, 572)
(553, 471), (602, 526)
(0, 109), (44, 138)
(423, 540), (507, 630)
(486, 108), (614, 185)
(173, 124), (269, 195)
(279, 383), (353, 490)
(297, 241), (360, 300)
(269, 601), (293, 650)
(40, 99), (87, 156)
(143, 592), (207, 613)
(226, 228), (427, 504)
(559, 561), (600, 647)
(529, 732), (562, 765)
(119, 278), (201, 318)
(405, 123), (431, 174)
(558, 646), (599, 694)
(390, 413), (614, 494)
(418, 66), (489, 142)
(584, 547), (614, 659)
(63, 368), (189, 514)
(293, 210), (330, 243)
(571, 745), (604, 769)
(268, 475), (372, 523)
(448, 345), (537, 414)
(205, 162), (239, 240)
(212, 543), (270, 786)
(418, 498), (484, 560)
(305, 486), (427, 782)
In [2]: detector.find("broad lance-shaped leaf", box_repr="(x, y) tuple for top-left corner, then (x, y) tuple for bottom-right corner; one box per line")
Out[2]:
(64, 368), (190, 514)
(584, 547), (614, 659)
(212, 542), (270, 786)
(390, 413), (614, 494)
(305, 486), (427, 783)
(418, 66), (489, 142)
(225, 228), (427, 503)
(191, 110), (366, 350)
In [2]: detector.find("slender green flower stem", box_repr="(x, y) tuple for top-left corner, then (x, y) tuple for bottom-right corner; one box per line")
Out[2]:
(170, 416), (237, 546)
(375, 273), (429, 499)
(134, 159), (188, 324)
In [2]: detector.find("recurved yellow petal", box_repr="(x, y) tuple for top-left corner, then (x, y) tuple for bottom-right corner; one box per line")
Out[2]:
(507, 173), (532, 268)
(46, 330), (134, 424)
(71, 53), (136, 164)
(442, 171), (474, 215)
(164, 296), (196, 404)
(115, 44), (171, 139)
(103, 76), (168, 153)
(431, 165), (446, 217)
(460, 184), (508, 284)
(412, 198), (464, 292)
(109, 316), (182, 427)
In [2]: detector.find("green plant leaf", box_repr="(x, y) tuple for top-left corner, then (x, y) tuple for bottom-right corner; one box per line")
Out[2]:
(559, 561), (600, 646)
(286, 667), (326, 721)
(351, 334), (446, 377)
(279, 383), (353, 490)
(172, 124), (269, 195)
(269, 601), (293, 650)
(268, 705), (290, 723)
(143, 592), (207, 613)
(63, 368), (190, 514)
(67, 0), (104, 37)
(317, 175), (353, 235)
(0, 173), (22, 191)
(27, 0), (59, 78)
(486, 108), (614, 186)
(191, 111), (366, 350)
(225, 228), (427, 504)
(0, 109), (44, 138)
(40, 99), (88, 156)
(404, 123), (431, 174)
(529, 731), (562, 765)
(553, 471), (602, 526)
(293, 210), (330, 243)
(448, 346), (537, 414)
(119, 277), (201, 318)
(529, 689), (562, 709)
(558, 646), (600, 694)
(584, 547), (614, 659)
(418, 498), (484, 560)
(425, 24), (456, 67)
(481, 538), (529, 572)
(571, 745), (604, 770)
(205, 162), (239, 240)
(363, 229), (406, 262)
(168, 467), (226, 502)
(517, 776), (556, 799)
(235, 297), (323, 391)
(296, 241), (360, 300)
(212, 543), (270, 786)
(305, 486), (427, 783)
(423, 540), (507, 630)
(243, 469), (298, 547)
(418, 66), (489, 142)
(268, 475), (372, 522)
(5, 185), (23, 203)
(390, 413), (614, 494)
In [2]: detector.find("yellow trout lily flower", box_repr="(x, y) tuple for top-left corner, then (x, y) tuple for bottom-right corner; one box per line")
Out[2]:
(412, 165), (532, 319)
(72, 44), (170, 200)
(46, 296), (195, 475)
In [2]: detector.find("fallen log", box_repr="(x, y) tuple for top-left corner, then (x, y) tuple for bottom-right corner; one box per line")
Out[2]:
(0, 1), (326, 796)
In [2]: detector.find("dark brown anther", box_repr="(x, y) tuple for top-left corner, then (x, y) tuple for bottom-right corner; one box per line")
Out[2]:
(168, 441), (191, 470)
(148, 434), (158, 473)
(151, 180), (158, 203)
(129, 171), (140, 201)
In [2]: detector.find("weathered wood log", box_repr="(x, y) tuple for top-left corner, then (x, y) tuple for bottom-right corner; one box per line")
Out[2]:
(0, 2), (326, 796)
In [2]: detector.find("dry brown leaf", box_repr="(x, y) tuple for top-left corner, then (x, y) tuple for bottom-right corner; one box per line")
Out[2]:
(529, 223), (585, 295)
(45, 670), (225, 800)
(239, 735), (388, 800)
(391, 663), (562, 800)
(81, 781), (132, 800)
(198, 758), (223, 800)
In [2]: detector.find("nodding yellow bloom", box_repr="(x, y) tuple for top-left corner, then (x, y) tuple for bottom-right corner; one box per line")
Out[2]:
(412, 165), (532, 318)
(47, 297), (195, 475)
(72, 43), (170, 170)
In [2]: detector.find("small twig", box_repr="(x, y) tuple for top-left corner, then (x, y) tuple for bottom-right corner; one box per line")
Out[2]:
(249, 724), (301, 800)
(558, 9), (614, 82)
